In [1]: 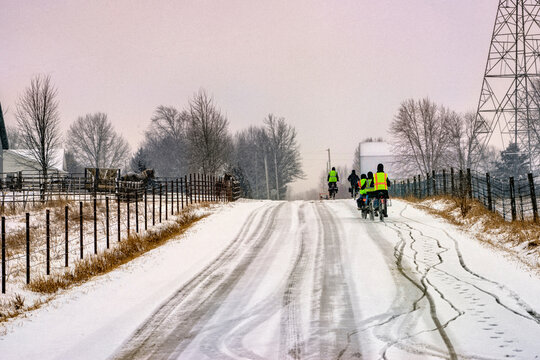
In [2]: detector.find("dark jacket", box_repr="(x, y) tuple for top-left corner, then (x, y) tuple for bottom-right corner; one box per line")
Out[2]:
(347, 172), (360, 185)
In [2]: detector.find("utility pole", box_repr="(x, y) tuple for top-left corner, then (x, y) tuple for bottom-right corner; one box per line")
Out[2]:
(326, 148), (331, 171)
(274, 152), (279, 200)
(264, 155), (270, 200)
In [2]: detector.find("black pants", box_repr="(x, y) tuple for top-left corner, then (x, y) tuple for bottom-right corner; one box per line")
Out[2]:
(372, 190), (389, 214)
(357, 194), (367, 208)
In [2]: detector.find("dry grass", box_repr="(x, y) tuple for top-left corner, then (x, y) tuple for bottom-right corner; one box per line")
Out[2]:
(408, 196), (540, 269)
(27, 208), (207, 294)
(0, 293), (43, 322)
(0, 196), (73, 216)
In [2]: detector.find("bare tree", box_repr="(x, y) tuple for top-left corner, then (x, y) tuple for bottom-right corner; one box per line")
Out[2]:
(16, 75), (61, 195)
(136, 105), (190, 177)
(66, 113), (130, 169)
(444, 111), (483, 170)
(232, 126), (268, 198)
(264, 114), (304, 198)
(187, 89), (232, 174)
(390, 98), (450, 176)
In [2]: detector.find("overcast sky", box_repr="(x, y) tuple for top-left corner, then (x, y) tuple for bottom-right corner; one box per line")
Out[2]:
(1, 0), (496, 193)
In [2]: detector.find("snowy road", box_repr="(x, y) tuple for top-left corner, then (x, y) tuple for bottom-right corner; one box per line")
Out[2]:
(1, 199), (540, 359)
(112, 200), (540, 359)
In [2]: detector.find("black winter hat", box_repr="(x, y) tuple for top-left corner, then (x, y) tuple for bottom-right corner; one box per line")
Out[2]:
(377, 163), (384, 172)
(361, 174), (367, 179)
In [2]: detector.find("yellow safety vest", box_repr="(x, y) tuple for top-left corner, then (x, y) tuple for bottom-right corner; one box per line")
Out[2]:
(359, 178), (367, 195)
(328, 170), (337, 183)
(366, 178), (375, 193)
(374, 172), (388, 191)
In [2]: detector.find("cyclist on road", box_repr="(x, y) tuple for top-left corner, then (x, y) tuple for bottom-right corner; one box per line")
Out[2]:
(328, 167), (339, 195)
(372, 163), (391, 217)
(347, 170), (360, 198)
(356, 173), (367, 209)
(361, 171), (376, 207)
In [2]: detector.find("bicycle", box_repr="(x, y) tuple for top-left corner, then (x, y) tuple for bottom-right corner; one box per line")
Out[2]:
(328, 182), (338, 200)
(372, 193), (388, 222)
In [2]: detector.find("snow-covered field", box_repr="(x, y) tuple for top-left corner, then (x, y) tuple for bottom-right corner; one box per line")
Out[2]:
(0, 199), (539, 359)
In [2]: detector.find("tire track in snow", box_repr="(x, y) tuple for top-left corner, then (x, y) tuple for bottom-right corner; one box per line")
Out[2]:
(390, 202), (540, 358)
(198, 202), (312, 360)
(344, 202), (458, 359)
(382, 221), (458, 359)
(279, 203), (310, 360)
(195, 202), (298, 360)
(339, 203), (431, 358)
(399, 204), (540, 324)
(111, 202), (284, 360)
(306, 203), (362, 359)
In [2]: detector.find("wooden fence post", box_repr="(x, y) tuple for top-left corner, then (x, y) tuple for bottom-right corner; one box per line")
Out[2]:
(171, 180), (174, 216)
(80, 202), (84, 259)
(189, 174), (193, 204)
(46, 209), (50, 275)
(106, 197), (110, 249)
(486, 173), (493, 212)
(509, 177), (517, 221)
(176, 179), (179, 213)
(144, 190), (148, 231)
(65, 205), (69, 267)
(26, 212), (30, 284)
(159, 183), (162, 223)
(134, 192), (139, 233)
(152, 185), (155, 226)
(117, 196), (121, 242)
(127, 194), (131, 237)
(2, 217), (5, 293)
(528, 173), (538, 222)
(181, 177), (185, 209)
(93, 198), (97, 255)
(165, 182), (168, 221)
(195, 173), (202, 203)
(426, 173), (430, 197)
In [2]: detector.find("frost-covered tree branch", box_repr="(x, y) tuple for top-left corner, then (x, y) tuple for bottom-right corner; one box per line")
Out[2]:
(66, 113), (130, 169)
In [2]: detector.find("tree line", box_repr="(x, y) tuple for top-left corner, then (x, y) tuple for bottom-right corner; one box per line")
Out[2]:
(6, 75), (304, 197)
(389, 98), (531, 180)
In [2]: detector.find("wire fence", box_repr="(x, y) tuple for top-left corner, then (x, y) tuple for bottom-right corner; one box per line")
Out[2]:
(0, 173), (242, 295)
(389, 168), (539, 223)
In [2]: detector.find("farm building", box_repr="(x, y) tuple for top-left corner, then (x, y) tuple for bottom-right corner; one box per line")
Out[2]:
(0, 149), (67, 175)
(355, 141), (395, 177)
(0, 103), (67, 176)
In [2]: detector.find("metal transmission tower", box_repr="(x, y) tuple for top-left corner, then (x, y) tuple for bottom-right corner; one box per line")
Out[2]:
(476, 0), (540, 170)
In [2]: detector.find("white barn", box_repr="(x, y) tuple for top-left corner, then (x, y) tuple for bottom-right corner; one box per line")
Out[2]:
(0, 149), (67, 175)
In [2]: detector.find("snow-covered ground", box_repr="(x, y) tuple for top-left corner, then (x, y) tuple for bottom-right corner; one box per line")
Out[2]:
(0, 199), (539, 359)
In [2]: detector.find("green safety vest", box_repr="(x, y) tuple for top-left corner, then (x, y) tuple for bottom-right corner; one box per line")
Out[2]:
(374, 172), (388, 191)
(366, 178), (375, 193)
(359, 178), (367, 195)
(328, 170), (337, 183)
